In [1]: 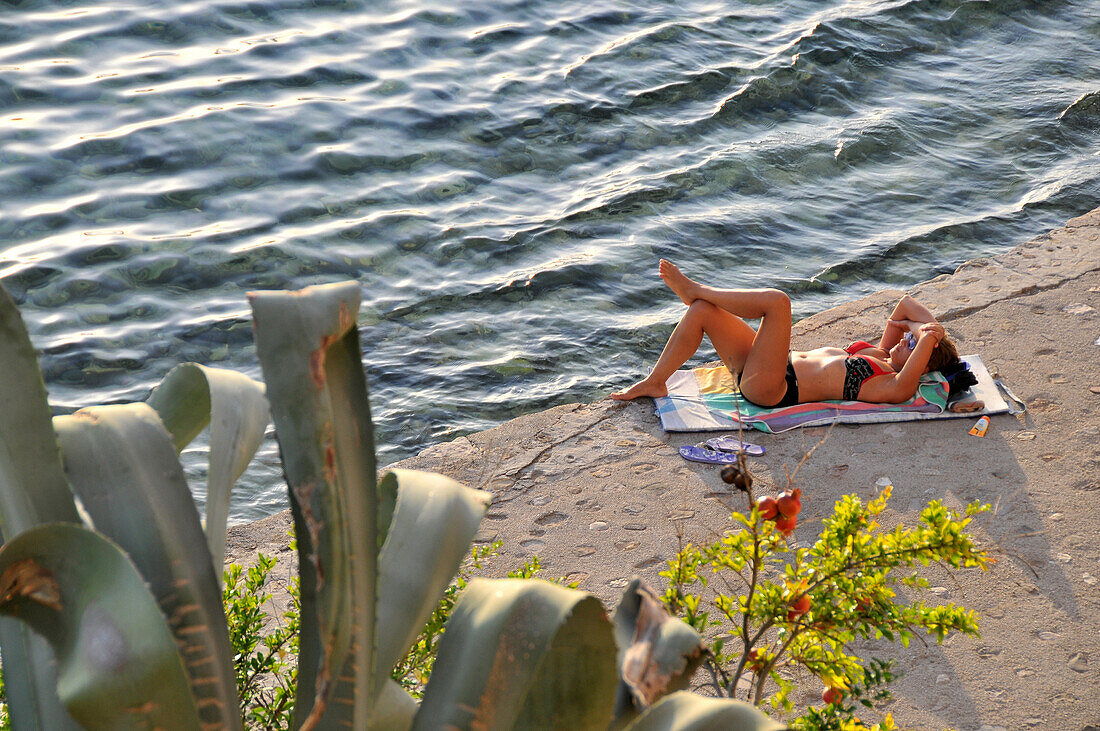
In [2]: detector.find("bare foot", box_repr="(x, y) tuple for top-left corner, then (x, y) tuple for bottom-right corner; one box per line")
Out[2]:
(610, 378), (669, 401)
(659, 259), (698, 306)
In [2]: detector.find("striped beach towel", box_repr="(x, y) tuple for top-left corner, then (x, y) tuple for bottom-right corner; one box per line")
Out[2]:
(655, 354), (1006, 433)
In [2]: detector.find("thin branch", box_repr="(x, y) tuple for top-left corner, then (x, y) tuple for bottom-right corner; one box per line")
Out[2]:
(786, 421), (835, 489)
(799, 540), (985, 600)
(754, 628), (802, 706)
(730, 522), (763, 697)
(712, 563), (753, 595)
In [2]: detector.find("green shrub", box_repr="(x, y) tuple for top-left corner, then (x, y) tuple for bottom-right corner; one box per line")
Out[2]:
(389, 540), (557, 698)
(223, 554), (300, 730)
(390, 541), (501, 698)
(0, 664), (8, 730)
(227, 540), (575, 726)
(661, 472), (990, 728)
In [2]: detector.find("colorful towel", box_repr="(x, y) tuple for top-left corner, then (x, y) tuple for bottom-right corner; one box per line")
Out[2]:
(655, 354), (1009, 433)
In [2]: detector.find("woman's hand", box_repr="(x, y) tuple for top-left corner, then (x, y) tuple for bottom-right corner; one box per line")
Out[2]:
(917, 322), (945, 343)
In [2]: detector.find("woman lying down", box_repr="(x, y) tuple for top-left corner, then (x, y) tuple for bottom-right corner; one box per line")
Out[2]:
(611, 260), (977, 409)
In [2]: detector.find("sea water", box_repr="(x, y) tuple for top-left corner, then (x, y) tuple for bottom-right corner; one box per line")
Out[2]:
(2, 0), (1098, 521)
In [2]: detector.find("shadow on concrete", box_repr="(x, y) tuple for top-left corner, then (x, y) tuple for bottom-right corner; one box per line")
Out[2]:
(665, 411), (1076, 727)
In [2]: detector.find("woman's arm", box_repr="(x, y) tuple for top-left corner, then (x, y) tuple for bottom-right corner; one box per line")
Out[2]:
(883, 324), (944, 401)
(860, 323), (944, 403)
(877, 295), (939, 351)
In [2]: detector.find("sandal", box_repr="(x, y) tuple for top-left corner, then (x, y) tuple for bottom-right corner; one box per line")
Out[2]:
(704, 436), (765, 456)
(679, 445), (743, 465)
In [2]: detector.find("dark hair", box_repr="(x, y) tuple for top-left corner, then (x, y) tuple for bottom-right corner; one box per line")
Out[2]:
(927, 336), (978, 396)
(926, 335), (958, 374)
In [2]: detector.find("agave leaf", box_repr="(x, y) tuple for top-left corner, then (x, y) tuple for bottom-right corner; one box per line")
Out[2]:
(623, 691), (784, 731)
(53, 404), (241, 731)
(0, 285), (80, 535)
(320, 468), (490, 730)
(0, 618), (83, 731)
(249, 281), (377, 730)
(374, 468), (490, 688)
(146, 362), (270, 572)
(413, 578), (619, 730)
(372, 679), (418, 731)
(611, 578), (707, 728)
(0, 283), (84, 729)
(0, 523), (201, 729)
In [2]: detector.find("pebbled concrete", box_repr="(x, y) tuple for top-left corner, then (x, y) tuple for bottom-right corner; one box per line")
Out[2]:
(227, 207), (1100, 730)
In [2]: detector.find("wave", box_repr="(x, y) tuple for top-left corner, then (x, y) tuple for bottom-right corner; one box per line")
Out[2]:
(2, 0), (1099, 508)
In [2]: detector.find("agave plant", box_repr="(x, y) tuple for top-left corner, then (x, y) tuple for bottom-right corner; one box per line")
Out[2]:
(0, 281), (780, 730)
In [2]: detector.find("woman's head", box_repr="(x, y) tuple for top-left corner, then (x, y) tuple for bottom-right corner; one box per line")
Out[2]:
(926, 335), (959, 373)
(888, 332), (959, 373)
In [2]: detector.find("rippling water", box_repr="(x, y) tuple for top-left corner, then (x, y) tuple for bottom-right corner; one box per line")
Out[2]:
(2, 0), (1098, 522)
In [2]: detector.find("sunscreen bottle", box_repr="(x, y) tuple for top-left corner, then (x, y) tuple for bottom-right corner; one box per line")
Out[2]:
(968, 415), (990, 437)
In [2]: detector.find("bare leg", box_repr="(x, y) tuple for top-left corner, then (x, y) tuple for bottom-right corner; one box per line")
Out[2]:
(661, 261), (793, 403)
(611, 299), (755, 400)
(614, 261), (793, 405)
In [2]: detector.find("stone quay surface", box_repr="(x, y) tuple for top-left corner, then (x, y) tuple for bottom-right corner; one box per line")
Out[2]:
(227, 206), (1100, 730)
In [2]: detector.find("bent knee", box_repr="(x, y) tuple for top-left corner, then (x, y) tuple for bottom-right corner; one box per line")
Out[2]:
(686, 299), (720, 318)
(762, 289), (791, 314)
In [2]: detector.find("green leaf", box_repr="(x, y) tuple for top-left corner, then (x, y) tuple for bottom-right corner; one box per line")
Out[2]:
(414, 578), (619, 730)
(249, 282), (377, 729)
(321, 469), (490, 729)
(147, 363), (270, 573)
(372, 679), (417, 731)
(0, 620), (81, 731)
(624, 691), (784, 731)
(373, 468), (490, 690)
(0, 284), (80, 533)
(0, 524), (201, 729)
(611, 578), (707, 728)
(0, 283), (85, 729)
(53, 404), (241, 731)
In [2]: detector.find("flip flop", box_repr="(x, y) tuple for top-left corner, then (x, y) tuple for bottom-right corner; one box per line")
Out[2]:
(704, 436), (765, 456)
(679, 445), (743, 465)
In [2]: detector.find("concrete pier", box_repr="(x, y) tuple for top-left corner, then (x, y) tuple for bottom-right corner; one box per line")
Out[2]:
(228, 207), (1100, 729)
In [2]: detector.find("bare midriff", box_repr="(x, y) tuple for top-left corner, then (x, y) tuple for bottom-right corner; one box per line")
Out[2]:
(789, 347), (893, 402)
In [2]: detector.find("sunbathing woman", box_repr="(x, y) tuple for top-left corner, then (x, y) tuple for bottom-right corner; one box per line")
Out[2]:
(611, 260), (962, 407)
